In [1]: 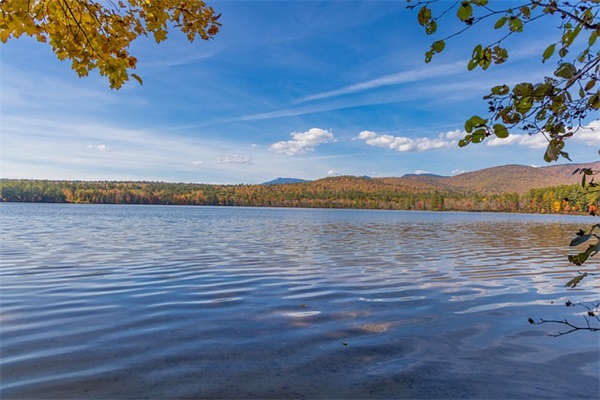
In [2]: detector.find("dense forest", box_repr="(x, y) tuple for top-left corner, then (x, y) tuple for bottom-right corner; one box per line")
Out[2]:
(1, 177), (597, 215)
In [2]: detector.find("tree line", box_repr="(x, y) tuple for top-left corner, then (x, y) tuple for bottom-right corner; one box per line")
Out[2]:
(1, 178), (597, 215)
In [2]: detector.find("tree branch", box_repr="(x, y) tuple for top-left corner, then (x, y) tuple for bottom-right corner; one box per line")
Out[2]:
(532, 0), (600, 29)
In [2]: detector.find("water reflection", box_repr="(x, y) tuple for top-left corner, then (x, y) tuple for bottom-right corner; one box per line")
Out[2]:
(0, 204), (598, 399)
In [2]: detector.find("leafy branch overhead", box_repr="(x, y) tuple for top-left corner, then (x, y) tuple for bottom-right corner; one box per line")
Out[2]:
(566, 166), (600, 274)
(0, 0), (221, 89)
(531, 165), (599, 335)
(529, 300), (600, 336)
(408, 0), (600, 162)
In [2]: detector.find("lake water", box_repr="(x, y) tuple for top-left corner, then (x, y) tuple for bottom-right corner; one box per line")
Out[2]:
(1, 203), (598, 399)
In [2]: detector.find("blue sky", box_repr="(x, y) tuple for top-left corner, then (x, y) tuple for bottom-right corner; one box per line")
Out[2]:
(1, 1), (598, 184)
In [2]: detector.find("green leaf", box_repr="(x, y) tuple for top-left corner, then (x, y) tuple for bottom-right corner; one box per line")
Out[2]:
(544, 139), (564, 162)
(479, 47), (492, 70)
(584, 79), (596, 92)
(493, 123), (509, 138)
(491, 84), (509, 95)
(542, 43), (555, 63)
(578, 48), (590, 63)
(457, 2), (473, 22)
(590, 30), (598, 46)
(589, 93), (600, 110)
(469, 115), (488, 127)
(533, 83), (552, 97)
(558, 46), (568, 58)
(131, 73), (143, 85)
(465, 118), (474, 133)
(418, 6), (432, 26)
(492, 45), (508, 64)
(562, 25), (582, 47)
(554, 63), (577, 79)
(516, 96), (533, 114)
(559, 151), (571, 162)
(494, 16), (507, 29)
(513, 82), (534, 96)
(467, 58), (478, 71)
(459, 136), (472, 147)
(432, 40), (445, 53)
(425, 50), (433, 63)
(570, 24), (582, 44)
(509, 17), (523, 32)
(535, 109), (547, 121)
(425, 20), (437, 35)
(471, 128), (486, 143)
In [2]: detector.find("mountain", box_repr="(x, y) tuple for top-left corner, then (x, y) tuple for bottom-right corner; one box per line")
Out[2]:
(443, 162), (600, 194)
(3, 162), (598, 213)
(263, 177), (309, 185)
(401, 173), (446, 178)
(307, 161), (599, 195)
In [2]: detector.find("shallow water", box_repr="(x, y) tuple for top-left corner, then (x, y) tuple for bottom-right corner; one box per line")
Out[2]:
(1, 203), (598, 399)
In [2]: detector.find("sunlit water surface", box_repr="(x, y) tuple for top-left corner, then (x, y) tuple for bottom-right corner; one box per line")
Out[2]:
(1, 204), (598, 399)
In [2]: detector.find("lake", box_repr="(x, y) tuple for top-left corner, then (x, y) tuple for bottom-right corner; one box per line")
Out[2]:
(1, 203), (598, 399)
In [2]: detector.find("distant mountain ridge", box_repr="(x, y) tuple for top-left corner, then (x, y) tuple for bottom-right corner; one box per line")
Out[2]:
(3, 161), (598, 213)
(438, 162), (599, 194)
(270, 161), (599, 195)
(401, 173), (446, 178)
(263, 177), (309, 185)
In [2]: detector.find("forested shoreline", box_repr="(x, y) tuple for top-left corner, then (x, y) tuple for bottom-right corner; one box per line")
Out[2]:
(1, 178), (597, 215)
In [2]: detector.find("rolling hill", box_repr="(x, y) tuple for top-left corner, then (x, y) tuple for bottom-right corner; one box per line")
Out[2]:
(307, 161), (600, 195)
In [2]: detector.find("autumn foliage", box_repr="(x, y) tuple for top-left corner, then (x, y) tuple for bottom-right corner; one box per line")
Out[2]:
(2, 176), (597, 215)
(0, 0), (221, 88)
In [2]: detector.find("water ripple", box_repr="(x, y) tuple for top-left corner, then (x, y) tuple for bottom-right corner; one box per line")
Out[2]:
(1, 204), (598, 399)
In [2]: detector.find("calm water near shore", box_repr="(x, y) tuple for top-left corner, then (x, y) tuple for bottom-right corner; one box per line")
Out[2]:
(1, 203), (598, 399)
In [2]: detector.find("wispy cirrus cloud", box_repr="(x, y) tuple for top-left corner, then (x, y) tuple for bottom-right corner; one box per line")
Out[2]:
(298, 62), (464, 103)
(269, 128), (335, 156)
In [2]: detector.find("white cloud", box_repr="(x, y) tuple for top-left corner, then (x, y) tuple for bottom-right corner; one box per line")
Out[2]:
(451, 169), (468, 175)
(486, 132), (547, 149)
(327, 169), (339, 176)
(85, 144), (110, 152)
(192, 160), (204, 166)
(215, 154), (253, 164)
(572, 119), (600, 144)
(356, 130), (456, 152)
(357, 119), (599, 155)
(269, 128), (335, 156)
(486, 119), (599, 149)
(414, 170), (431, 175)
(444, 129), (465, 140)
